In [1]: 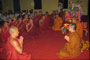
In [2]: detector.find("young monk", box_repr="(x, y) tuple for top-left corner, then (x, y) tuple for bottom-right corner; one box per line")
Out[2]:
(45, 12), (52, 29)
(58, 23), (81, 58)
(2, 21), (9, 40)
(26, 19), (36, 39)
(19, 15), (28, 36)
(8, 18), (12, 27)
(23, 14), (29, 24)
(52, 14), (63, 31)
(16, 17), (22, 29)
(33, 11), (42, 34)
(11, 16), (17, 26)
(26, 19), (34, 32)
(39, 15), (46, 32)
(72, 17), (83, 39)
(39, 14), (51, 30)
(5, 26), (31, 60)
(32, 11), (40, 25)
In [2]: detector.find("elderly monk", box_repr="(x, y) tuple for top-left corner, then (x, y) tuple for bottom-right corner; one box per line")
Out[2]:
(58, 23), (81, 58)
(52, 14), (63, 31)
(5, 26), (31, 60)
(72, 17), (83, 39)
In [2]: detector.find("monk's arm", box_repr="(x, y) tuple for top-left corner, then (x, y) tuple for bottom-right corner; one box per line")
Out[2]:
(69, 35), (77, 49)
(26, 24), (29, 32)
(28, 22), (33, 31)
(65, 35), (77, 52)
(11, 40), (23, 54)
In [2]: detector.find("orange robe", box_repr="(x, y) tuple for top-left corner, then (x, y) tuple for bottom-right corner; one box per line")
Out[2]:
(76, 21), (83, 39)
(58, 32), (81, 58)
(65, 11), (70, 20)
(52, 17), (63, 31)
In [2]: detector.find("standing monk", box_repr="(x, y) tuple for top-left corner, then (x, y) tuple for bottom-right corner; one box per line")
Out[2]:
(52, 14), (63, 31)
(72, 17), (83, 39)
(58, 23), (81, 58)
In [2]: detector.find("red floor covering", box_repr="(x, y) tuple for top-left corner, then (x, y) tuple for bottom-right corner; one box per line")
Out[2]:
(22, 30), (90, 60)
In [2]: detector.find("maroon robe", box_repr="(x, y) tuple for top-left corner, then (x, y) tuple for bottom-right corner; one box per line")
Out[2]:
(40, 15), (51, 31)
(5, 37), (31, 60)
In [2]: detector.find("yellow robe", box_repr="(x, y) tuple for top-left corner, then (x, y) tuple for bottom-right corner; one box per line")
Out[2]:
(76, 21), (83, 39)
(58, 32), (81, 58)
(52, 17), (63, 31)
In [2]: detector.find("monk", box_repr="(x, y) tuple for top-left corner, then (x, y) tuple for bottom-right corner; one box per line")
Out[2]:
(16, 17), (22, 29)
(52, 14), (63, 31)
(2, 21), (9, 40)
(0, 21), (9, 50)
(45, 12), (52, 28)
(26, 19), (34, 32)
(8, 18), (12, 27)
(23, 14), (29, 24)
(32, 11), (40, 26)
(11, 16), (17, 26)
(26, 19), (36, 39)
(58, 23), (81, 58)
(5, 26), (31, 60)
(72, 17), (83, 39)
(39, 15), (47, 31)
(65, 11), (70, 21)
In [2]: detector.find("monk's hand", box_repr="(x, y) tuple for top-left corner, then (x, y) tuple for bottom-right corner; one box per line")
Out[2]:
(27, 30), (29, 32)
(65, 36), (69, 42)
(19, 36), (24, 45)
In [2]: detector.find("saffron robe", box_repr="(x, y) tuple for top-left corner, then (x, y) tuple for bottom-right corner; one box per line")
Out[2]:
(76, 21), (83, 39)
(52, 17), (63, 31)
(58, 32), (81, 58)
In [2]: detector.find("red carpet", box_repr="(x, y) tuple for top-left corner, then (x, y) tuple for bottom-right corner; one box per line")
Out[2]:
(22, 30), (90, 60)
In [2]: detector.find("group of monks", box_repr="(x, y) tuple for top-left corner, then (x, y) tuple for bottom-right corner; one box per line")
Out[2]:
(0, 9), (86, 59)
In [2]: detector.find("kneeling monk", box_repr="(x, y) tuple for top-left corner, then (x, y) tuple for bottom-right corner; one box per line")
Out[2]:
(58, 23), (81, 58)
(52, 14), (63, 31)
(5, 26), (31, 60)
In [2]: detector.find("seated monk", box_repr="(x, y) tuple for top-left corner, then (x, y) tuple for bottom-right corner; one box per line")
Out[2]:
(32, 11), (40, 28)
(52, 14), (63, 31)
(11, 16), (17, 26)
(57, 23), (81, 58)
(16, 17), (22, 29)
(23, 14), (29, 24)
(2, 21), (10, 40)
(8, 18), (12, 27)
(5, 26), (31, 60)
(65, 10), (70, 21)
(26, 19), (36, 39)
(72, 17), (83, 39)
(39, 15), (46, 31)
(26, 19), (34, 32)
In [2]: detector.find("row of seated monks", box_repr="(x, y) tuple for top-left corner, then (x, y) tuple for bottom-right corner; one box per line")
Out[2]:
(0, 10), (84, 59)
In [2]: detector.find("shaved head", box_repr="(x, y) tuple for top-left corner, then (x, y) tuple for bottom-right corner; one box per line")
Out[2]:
(69, 23), (77, 32)
(70, 23), (77, 30)
(9, 26), (18, 35)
